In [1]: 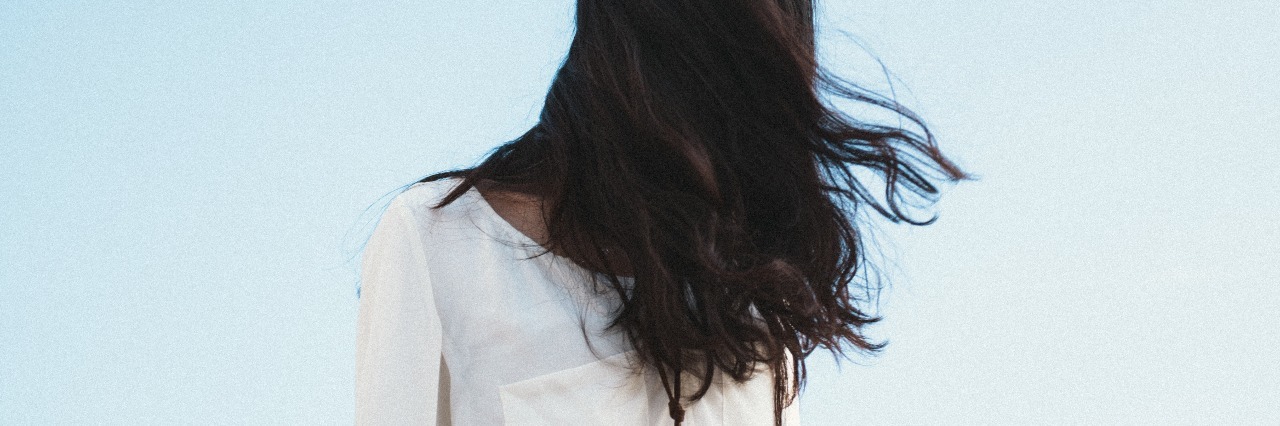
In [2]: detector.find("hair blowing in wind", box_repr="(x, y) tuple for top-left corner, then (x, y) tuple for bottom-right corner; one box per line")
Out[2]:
(420, 0), (971, 424)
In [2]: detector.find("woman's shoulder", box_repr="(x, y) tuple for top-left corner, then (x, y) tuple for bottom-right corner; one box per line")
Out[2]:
(392, 177), (460, 208)
(384, 177), (476, 223)
(384, 176), (525, 249)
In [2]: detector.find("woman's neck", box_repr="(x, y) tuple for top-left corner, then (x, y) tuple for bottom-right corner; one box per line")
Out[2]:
(475, 178), (634, 277)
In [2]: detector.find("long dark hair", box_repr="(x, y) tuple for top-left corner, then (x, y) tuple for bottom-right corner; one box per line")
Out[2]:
(418, 0), (970, 424)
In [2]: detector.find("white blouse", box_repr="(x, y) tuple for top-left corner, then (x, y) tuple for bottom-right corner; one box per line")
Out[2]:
(356, 177), (800, 425)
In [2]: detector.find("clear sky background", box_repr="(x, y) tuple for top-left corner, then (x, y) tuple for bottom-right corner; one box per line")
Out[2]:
(2, 1), (1276, 424)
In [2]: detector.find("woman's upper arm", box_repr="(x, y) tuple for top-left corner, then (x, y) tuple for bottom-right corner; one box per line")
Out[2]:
(356, 198), (445, 425)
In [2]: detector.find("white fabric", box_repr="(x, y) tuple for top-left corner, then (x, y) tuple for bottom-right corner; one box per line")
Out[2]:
(356, 177), (800, 425)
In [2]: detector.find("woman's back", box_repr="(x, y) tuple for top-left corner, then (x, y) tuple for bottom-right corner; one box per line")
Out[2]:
(356, 177), (799, 424)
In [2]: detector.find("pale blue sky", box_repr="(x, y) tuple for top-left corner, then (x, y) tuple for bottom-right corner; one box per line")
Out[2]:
(2, 1), (1277, 424)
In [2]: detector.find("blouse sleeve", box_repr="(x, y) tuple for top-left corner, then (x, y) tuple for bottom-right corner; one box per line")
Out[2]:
(356, 197), (446, 425)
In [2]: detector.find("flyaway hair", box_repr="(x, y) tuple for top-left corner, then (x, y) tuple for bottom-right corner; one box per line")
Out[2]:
(418, 0), (972, 424)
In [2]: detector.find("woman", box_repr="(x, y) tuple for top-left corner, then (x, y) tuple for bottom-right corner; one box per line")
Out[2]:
(356, 0), (970, 424)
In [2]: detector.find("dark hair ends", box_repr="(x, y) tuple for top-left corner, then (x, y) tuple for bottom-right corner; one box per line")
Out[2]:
(420, 1), (971, 424)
